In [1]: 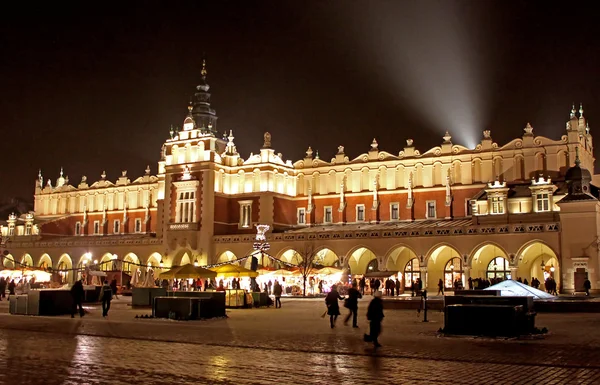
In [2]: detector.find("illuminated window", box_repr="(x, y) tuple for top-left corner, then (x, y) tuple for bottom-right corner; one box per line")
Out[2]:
(444, 257), (464, 290)
(93, 221), (100, 235)
(25, 223), (32, 236)
(490, 196), (504, 214)
(486, 257), (511, 280)
(176, 190), (196, 223)
(426, 201), (436, 219)
(404, 258), (421, 289)
(113, 220), (120, 234)
(356, 204), (365, 222)
(239, 201), (252, 228)
(297, 208), (306, 225)
(324, 206), (333, 224)
(75, 222), (81, 236)
(8, 226), (14, 236)
(536, 193), (550, 212)
(390, 202), (399, 220)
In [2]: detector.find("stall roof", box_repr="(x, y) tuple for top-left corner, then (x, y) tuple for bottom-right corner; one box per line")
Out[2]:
(364, 271), (398, 278)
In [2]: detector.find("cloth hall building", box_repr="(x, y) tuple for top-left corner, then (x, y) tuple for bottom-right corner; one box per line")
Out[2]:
(2, 63), (599, 294)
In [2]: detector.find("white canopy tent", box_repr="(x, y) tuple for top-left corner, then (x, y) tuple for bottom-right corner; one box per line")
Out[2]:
(484, 279), (556, 299)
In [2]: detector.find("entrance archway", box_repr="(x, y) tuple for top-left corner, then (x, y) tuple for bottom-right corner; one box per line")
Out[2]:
(517, 241), (560, 290)
(99, 253), (115, 271)
(470, 243), (511, 280)
(3, 254), (15, 269)
(386, 245), (418, 289)
(314, 248), (338, 267)
(347, 247), (376, 275)
(123, 253), (140, 274)
(38, 254), (52, 270)
(21, 254), (33, 267)
(427, 244), (462, 290)
(217, 251), (237, 264)
(404, 258), (421, 290)
(56, 254), (73, 284)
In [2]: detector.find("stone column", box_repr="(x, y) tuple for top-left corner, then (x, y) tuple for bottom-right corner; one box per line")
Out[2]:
(510, 267), (519, 280)
(463, 266), (471, 289)
(419, 267), (428, 290)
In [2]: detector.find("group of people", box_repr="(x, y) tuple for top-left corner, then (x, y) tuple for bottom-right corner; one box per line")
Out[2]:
(325, 283), (384, 349)
(0, 277), (16, 299)
(69, 278), (117, 318)
(357, 277), (403, 297)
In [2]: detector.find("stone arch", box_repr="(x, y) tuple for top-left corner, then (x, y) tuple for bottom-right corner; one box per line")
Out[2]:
(347, 246), (377, 275)
(99, 253), (115, 271)
(516, 240), (560, 289)
(147, 252), (162, 267)
(452, 160), (462, 184)
(217, 250), (238, 263)
(384, 244), (418, 271)
(514, 155), (525, 180)
(3, 254), (15, 269)
(123, 252), (140, 274)
(432, 162), (443, 186)
(56, 254), (73, 284)
(360, 167), (370, 191)
(469, 242), (511, 279)
(493, 156), (503, 179)
(38, 254), (52, 269)
(172, 248), (193, 267)
(472, 158), (482, 182)
(278, 249), (302, 265)
(426, 244), (463, 290)
(314, 248), (339, 267)
(414, 163), (424, 187)
(21, 253), (34, 267)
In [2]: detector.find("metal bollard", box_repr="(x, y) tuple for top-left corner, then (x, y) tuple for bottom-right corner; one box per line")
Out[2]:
(421, 289), (428, 322)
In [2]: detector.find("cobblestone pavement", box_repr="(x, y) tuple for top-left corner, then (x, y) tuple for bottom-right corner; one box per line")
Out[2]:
(1, 298), (600, 384)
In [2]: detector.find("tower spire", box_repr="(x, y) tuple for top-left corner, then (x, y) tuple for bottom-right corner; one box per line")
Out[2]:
(201, 58), (207, 77)
(579, 103), (584, 118)
(570, 103), (576, 119)
(188, 57), (217, 134)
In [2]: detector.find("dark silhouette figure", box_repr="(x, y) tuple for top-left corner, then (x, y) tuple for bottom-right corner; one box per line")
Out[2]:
(325, 285), (344, 328)
(437, 279), (444, 295)
(359, 277), (366, 295)
(99, 280), (113, 317)
(365, 290), (384, 348)
(70, 280), (85, 318)
(273, 280), (283, 308)
(0, 277), (6, 300)
(344, 283), (362, 327)
(8, 280), (16, 295)
(584, 278), (591, 296)
(110, 279), (119, 299)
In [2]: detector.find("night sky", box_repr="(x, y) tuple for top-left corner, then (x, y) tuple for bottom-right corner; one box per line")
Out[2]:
(1, 1), (598, 201)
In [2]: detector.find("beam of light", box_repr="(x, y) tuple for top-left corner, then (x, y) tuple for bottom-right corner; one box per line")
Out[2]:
(332, 1), (492, 149)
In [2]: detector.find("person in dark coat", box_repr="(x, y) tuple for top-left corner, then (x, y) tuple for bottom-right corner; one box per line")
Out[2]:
(0, 277), (6, 300)
(110, 279), (119, 299)
(344, 282), (362, 327)
(273, 280), (283, 308)
(437, 279), (444, 295)
(325, 285), (344, 328)
(99, 280), (113, 317)
(8, 280), (16, 295)
(584, 278), (591, 296)
(365, 290), (384, 348)
(70, 279), (85, 318)
(395, 278), (401, 296)
(359, 277), (366, 296)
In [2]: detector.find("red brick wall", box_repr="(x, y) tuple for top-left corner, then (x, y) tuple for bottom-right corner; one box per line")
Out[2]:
(273, 197), (296, 225)
(39, 210), (158, 236)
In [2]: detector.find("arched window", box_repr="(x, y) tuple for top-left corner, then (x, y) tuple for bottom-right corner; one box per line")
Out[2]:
(366, 259), (379, 274)
(404, 258), (421, 289)
(514, 157), (525, 180)
(57, 261), (68, 284)
(486, 257), (511, 280)
(444, 257), (464, 290)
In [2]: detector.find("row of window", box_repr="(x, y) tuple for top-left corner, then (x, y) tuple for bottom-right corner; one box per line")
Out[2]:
(74, 219), (143, 235)
(487, 193), (551, 215)
(297, 201), (439, 225)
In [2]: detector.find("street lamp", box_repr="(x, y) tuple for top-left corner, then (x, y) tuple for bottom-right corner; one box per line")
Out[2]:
(550, 265), (555, 273)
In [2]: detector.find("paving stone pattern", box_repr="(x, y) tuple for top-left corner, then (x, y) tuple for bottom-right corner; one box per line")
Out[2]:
(1, 298), (600, 384)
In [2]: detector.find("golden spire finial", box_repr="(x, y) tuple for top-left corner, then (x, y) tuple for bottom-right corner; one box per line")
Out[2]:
(201, 58), (207, 77)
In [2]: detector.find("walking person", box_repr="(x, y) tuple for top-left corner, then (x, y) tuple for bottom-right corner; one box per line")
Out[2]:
(364, 290), (384, 349)
(325, 285), (344, 328)
(343, 282), (362, 328)
(70, 279), (85, 318)
(99, 280), (113, 317)
(0, 277), (6, 300)
(437, 278), (444, 296)
(395, 277), (401, 296)
(359, 277), (366, 296)
(8, 280), (16, 296)
(273, 280), (283, 308)
(110, 279), (119, 300)
(584, 278), (591, 296)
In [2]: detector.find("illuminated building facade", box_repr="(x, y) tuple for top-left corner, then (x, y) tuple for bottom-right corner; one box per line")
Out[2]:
(1, 62), (598, 293)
